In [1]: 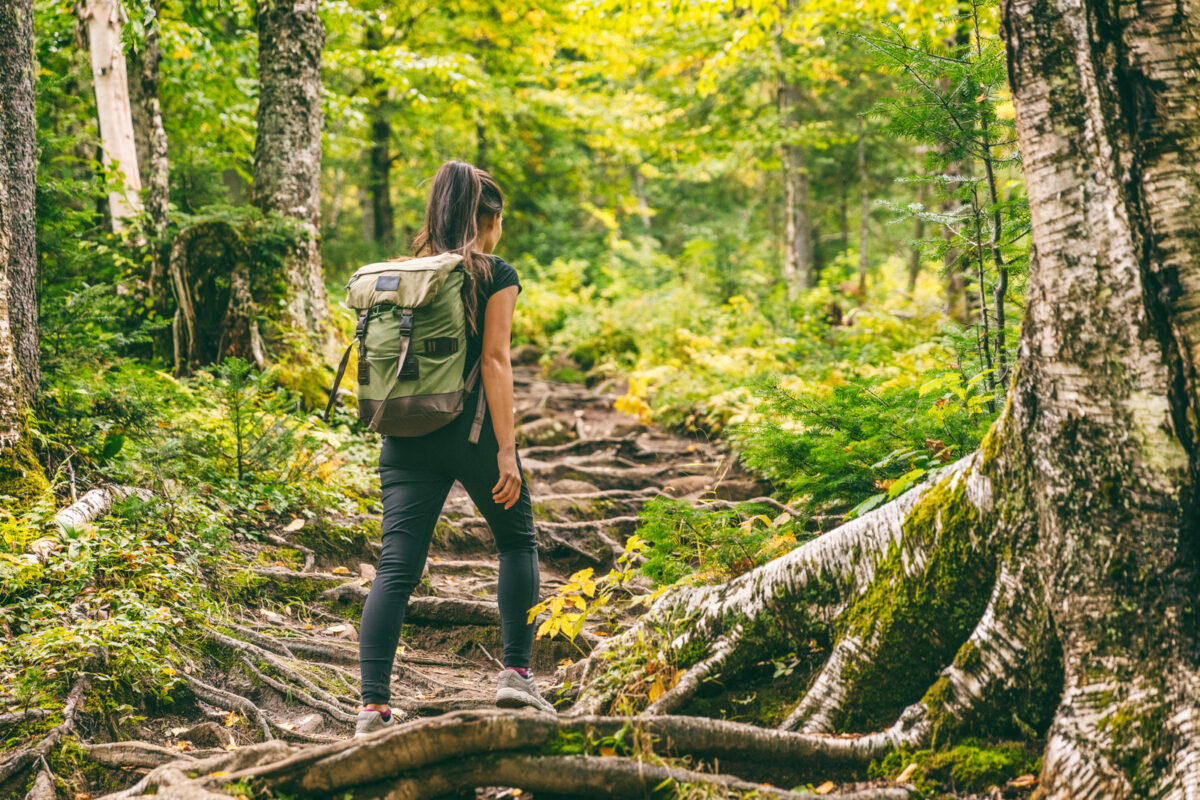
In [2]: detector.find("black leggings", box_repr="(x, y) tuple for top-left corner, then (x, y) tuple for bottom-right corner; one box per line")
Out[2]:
(359, 389), (540, 705)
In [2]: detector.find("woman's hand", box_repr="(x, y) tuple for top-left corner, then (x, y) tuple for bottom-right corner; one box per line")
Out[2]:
(492, 445), (522, 510)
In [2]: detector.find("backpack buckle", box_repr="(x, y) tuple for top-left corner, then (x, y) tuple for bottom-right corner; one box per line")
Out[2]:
(398, 308), (413, 336)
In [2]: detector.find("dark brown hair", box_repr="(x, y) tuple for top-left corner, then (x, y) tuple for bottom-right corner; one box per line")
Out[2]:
(410, 161), (504, 336)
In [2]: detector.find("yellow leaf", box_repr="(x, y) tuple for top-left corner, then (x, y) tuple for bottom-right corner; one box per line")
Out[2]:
(599, 745), (617, 757)
(569, 567), (595, 583)
(224, 743), (238, 751)
(895, 763), (918, 783)
(162, 666), (176, 677)
(536, 618), (555, 638)
(647, 677), (666, 703)
(224, 712), (240, 727)
(814, 781), (836, 795)
(332, 566), (351, 575)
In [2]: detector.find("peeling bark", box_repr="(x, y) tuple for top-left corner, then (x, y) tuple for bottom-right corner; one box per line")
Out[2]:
(80, 0), (144, 232)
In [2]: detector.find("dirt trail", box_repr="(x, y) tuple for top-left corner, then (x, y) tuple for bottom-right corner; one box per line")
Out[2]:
(135, 367), (772, 751)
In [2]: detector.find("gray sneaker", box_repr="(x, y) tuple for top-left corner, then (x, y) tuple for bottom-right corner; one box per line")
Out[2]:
(354, 708), (397, 737)
(495, 668), (557, 714)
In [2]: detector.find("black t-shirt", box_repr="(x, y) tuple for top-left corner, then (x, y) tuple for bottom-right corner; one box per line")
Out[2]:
(463, 254), (522, 383)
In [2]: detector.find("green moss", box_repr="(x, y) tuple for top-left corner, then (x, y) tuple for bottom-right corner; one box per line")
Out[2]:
(253, 546), (305, 571)
(295, 516), (379, 562)
(0, 433), (48, 507)
(543, 729), (588, 755)
(873, 740), (1039, 795)
(549, 367), (587, 384)
(836, 473), (996, 732)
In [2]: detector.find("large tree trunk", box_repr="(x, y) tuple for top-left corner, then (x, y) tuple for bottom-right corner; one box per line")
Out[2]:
(80, 0), (144, 233)
(0, 0), (45, 501)
(252, 0), (330, 350)
(1000, 0), (1200, 793)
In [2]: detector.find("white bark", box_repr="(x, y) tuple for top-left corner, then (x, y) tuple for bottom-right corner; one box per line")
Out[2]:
(81, 0), (143, 232)
(54, 484), (154, 533)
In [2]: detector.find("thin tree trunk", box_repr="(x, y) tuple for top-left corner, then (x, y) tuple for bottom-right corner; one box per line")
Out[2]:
(908, 166), (928, 292)
(970, 0), (1008, 391)
(252, 0), (329, 351)
(80, 0), (144, 233)
(364, 23), (393, 249)
(779, 84), (812, 296)
(856, 116), (869, 296)
(0, 0), (45, 498)
(138, 0), (171, 330)
(775, 2), (812, 298)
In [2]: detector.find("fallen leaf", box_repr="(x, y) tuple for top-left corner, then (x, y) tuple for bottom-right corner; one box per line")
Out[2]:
(599, 745), (617, 757)
(324, 624), (348, 635)
(283, 518), (305, 532)
(895, 763), (918, 783)
(224, 712), (240, 727)
(814, 781), (836, 795)
(332, 566), (351, 575)
(224, 743), (238, 751)
(1010, 774), (1038, 788)
(558, 658), (573, 667)
(175, 740), (193, 751)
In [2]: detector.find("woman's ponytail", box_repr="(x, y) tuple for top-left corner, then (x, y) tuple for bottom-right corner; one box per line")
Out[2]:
(410, 160), (504, 336)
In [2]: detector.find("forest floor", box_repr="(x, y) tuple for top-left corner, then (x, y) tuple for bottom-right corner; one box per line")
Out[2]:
(65, 364), (785, 798)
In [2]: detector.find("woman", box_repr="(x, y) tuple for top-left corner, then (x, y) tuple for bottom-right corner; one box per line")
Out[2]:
(355, 161), (554, 737)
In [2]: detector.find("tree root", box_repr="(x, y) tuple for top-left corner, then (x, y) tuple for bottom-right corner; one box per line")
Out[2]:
(83, 741), (221, 769)
(237, 656), (358, 723)
(779, 634), (872, 733)
(568, 459), (963, 716)
(266, 532), (316, 572)
(643, 624), (745, 716)
(24, 760), (55, 800)
(0, 672), (90, 785)
(184, 675), (273, 740)
(94, 709), (915, 800)
(0, 708), (49, 731)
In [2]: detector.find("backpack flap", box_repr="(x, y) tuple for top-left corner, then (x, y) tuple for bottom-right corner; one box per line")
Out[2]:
(345, 252), (464, 311)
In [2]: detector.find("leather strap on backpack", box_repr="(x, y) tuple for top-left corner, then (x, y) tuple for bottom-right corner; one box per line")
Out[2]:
(368, 307), (414, 431)
(464, 356), (487, 444)
(324, 309), (370, 423)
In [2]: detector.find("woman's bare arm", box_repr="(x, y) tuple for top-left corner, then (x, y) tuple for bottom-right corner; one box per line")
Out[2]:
(480, 285), (521, 508)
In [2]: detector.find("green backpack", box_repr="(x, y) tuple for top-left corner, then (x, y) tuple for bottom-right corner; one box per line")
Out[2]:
(324, 252), (488, 443)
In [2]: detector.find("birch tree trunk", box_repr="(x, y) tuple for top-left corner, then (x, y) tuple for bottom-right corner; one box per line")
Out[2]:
(856, 116), (869, 295)
(81, 0), (144, 233)
(252, 0), (330, 350)
(0, 0), (46, 500)
(779, 81), (813, 297)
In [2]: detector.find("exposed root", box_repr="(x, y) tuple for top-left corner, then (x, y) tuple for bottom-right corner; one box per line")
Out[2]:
(24, 760), (55, 800)
(0, 709), (49, 731)
(569, 459), (973, 716)
(95, 709), (914, 800)
(237, 656), (358, 723)
(0, 672), (90, 785)
(643, 624), (745, 716)
(779, 634), (871, 733)
(265, 533), (316, 572)
(83, 741), (218, 768)
(184, 674), (273, 740)
(99, 740), (294, 800)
